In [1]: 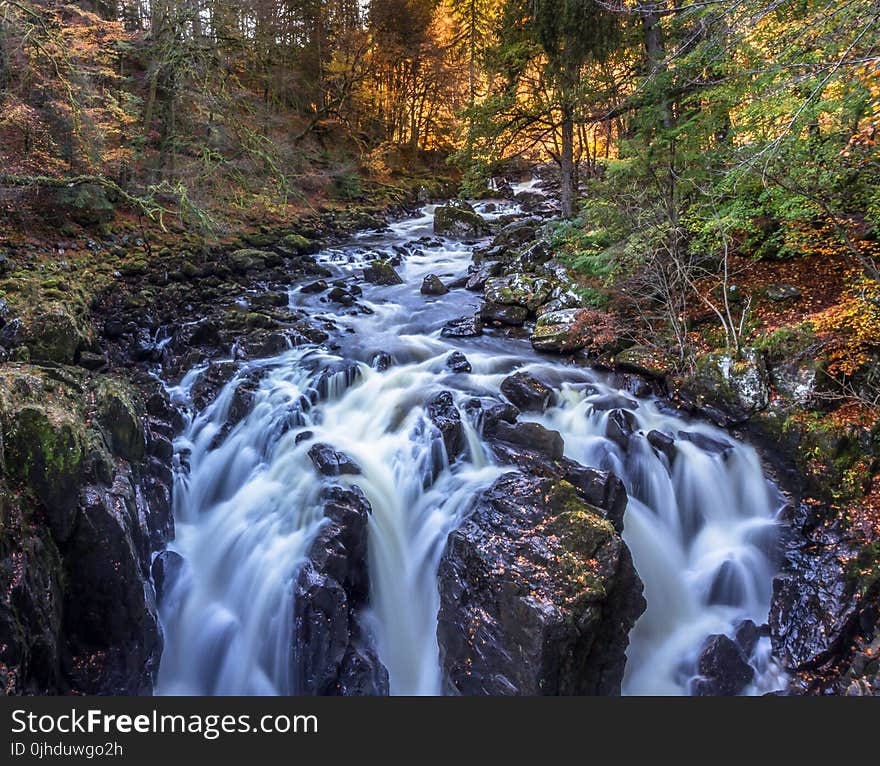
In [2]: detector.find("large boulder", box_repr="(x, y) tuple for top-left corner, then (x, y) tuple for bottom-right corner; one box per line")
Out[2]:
(480, 302), (528, 326)
(23, 305), (90, 364)
(421, 274), (449, 295)
(530, 309), (592, 353)
(433, 203), (489, 239)
(3, 405), (85, 544)
(292, 486), (389, 695)
(308, 444), (362, 477)
(694, 634), (754, 696)
(491, 219), (540, 250)
(441, 315), (483, 338)
(363, 259), (404, 286)
(484, 274), (552, 312)
(500, 371), (553, 412)
(689, 349), (770, 423)
(437, 472), (644, 695)
(426, 392), (464, 461)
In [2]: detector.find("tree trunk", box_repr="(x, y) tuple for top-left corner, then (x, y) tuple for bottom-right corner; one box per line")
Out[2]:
(560, 100), (576, 219)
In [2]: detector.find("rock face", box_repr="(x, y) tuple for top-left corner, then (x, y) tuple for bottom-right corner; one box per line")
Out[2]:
(292, 485), (389, 695)
(433, 203), (489, 239)
(688, 349), (770, 424)
(437, 471), (645, 695)
(0, 368), (175, 695)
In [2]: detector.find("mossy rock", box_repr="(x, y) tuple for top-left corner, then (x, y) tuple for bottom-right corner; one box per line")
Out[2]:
(433, 204), (490, 239)
(3, 405), (85, 543)
(93, 378), (145, 462)
(23, 305), (90, 365)
(530, 308), (591, 353)
(484, 274), (552, 311)
(228, 249), (269, 275)
(363, 259), (403, 286)
(690, 349), (770, 422)
(278, 233), (315, 254)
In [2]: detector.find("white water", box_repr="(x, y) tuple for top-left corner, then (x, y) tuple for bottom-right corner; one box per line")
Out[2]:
(156, 187), (785, 696)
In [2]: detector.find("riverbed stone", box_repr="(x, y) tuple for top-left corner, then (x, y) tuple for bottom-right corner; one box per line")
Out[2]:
(421, 274), (449, 295)
(437, 472), (645, 695)
(530, 308), (592, 353)
(308, 444), (362, 477)
(500, 371), (553, 412)
(363, 259), (404, 286)
(434, 203), (489, 238)
(441, 315), (483, 338)
(484, 274), (552, 311)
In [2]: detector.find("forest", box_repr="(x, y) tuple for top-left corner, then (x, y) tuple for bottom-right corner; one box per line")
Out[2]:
(1, 0), (879, 699)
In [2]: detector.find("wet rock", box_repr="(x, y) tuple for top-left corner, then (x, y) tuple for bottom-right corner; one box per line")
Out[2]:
(605, 409), (638, 451)
(94, 378), (146, 462)
(300, 280), (329, 294)
(371, 352), (394, 372)
(530, 309), (592, 353)
(293, 486), (388, 695)
(465, 263), (503, 291)
(228, 248), (268, 275)
(735, 619), (760, 657)
(78, 351), (108, 371)
(363, 259), (404, 286)
(770, 359), (823, 408)
(437, 472), (645, 695)
(491, 219), (539, 249)
(676, 430), (734, 458)
(480, 301), (528, 326)
(421, 274), (449, 295)
(589, 393), (637, 411)
(23, 306), (88, 364)
(561, 464), (628, 533)
(3, 406), (85, 544)
(484, 274), (552, 311)
(445, 351), (471, 374)
(433, 203), (489, 239)
(769, 533), (860, 671)
(308, 444), (362, 477)
(694, 634), (754, 696)
(647, 430), (676, 463)
(611, 345), (670, 380)
(500, 372), (553, 412)
(277, 233), (317, 255)
(513, 243), (553, 275)
(327, 286), (357, 306)
(485, 420), (564, 462)
(151, 550), (185, 604)
(426, 392), (464, 460)
(441, 315), (483, 338)
(62, 476), (162, 695)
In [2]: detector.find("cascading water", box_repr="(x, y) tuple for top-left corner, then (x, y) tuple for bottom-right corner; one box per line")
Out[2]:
(156, 187), (786, 696)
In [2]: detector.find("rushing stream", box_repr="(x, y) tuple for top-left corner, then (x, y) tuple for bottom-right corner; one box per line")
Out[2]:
(155, 188), (786, 696)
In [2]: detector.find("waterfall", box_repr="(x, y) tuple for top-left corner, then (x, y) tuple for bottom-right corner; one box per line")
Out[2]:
(156, 191), (785, 696)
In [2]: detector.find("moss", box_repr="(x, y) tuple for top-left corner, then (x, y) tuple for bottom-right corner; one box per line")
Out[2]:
(545, 480), (616, 601)
(93, 377), (145, 462)
(279, 233), (312, 253)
